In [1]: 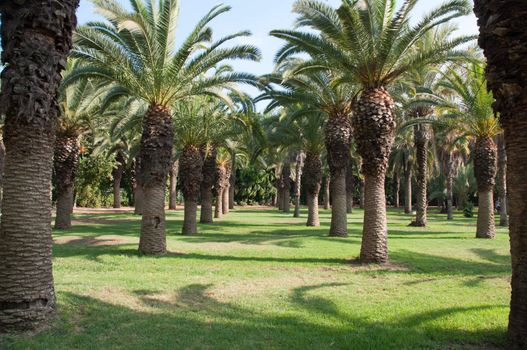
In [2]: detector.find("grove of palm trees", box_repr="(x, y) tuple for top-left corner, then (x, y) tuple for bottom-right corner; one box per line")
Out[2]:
(0, 0), (526, 349)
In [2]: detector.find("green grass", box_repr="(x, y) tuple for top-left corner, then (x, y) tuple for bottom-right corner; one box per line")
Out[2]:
(2, 207), (510, 350)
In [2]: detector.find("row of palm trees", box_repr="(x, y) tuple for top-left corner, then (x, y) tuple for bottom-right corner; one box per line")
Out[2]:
(0, 0), (526, 348)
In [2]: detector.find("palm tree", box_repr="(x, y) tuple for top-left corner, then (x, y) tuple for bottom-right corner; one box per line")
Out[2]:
(496, 134), (508, 226)
(70, 0), (260, 254)
(272, 0), (473, 262)
(0, 0), (79, 333)
(473, 3), (527, 345)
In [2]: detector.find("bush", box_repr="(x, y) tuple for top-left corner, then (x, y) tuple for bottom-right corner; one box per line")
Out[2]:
(74, 153), (115, 208)
(463, 201), (474, 218)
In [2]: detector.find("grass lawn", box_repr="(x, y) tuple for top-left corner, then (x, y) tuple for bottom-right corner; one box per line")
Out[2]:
(1, 207), (510, 350)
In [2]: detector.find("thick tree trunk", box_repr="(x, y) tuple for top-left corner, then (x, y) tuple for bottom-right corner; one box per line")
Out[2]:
(474, 2), (527, 345)
(180, 145), (203, 235)
(112, 152), (125, 209)
(134, 158), (144, 215)
(404, 167), (412, 214)
(0, 137), (6, 211)
(168, 159), (179, 210)
(329, 171), (348, 237)
(497, 136), (509, 226)
(0, 0), (79, 333)
(346, 157), (354, 214)
(474, 136), (497, 239)
(446, 153), (455, 220)
(294, 152), (304, 218)
(325, 111), (352, 237)
(200, 147), (216, 224)
(138, 105), (174, 255)
(54, 135), (79, 230)
(393, 175), (400, 208)
(323, 176), (330, 210)
(304, 153), (322, 226)
(410, 124), (430, 227)
(215, 190), (223, 219)
(353, 87), (396, 263)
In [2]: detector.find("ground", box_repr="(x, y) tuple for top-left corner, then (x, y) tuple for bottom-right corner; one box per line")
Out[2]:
(1, 207), (510, 350)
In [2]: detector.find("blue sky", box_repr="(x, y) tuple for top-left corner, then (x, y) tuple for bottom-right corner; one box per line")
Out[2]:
(76, 0), (479, 78)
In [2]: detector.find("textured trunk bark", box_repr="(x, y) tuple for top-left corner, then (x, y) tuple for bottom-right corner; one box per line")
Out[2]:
(346, 157), (354, 214)
(199, 147), (216, 224)
(304, 153), (322, 226)
(112, 152), (124, 209)
(359, 178), (365, 209)
(353, 87), (396, 264)
(0, 0), (79, 333)
(497, 136), (509, 226)
(281, 162), (291, 213)
(0, 138), (6, 212)
(294, 153), (303, 218)
(182, 199), (198, 235)
(229, 154), (235, 210)
(53, 135), (79, 230)
(393, 175), (400, 208)
(168, 159), (179, 210)
(222, 187), (230, 215)
(134, 158), (144, 215)
(180, 145), (203, 235)
(306, 193), (320, 227)
(323, 177), (330, 210)
(473, 2), (527, 346)
(329, 171), (348, 237)
(282, 189), (290, 213)
(138, 184), (166, 255)
(215, 190), (223, 219)
(410, 125), (430, 227)
(476, 190), (496, 239)
(214, 163), (227, 219)
(137, 105), (174, 255)
(359, 174), (388, 263)
(277, 189), (283, 210)
(474, 137), (498, 239)
(404, 167), (412, 214)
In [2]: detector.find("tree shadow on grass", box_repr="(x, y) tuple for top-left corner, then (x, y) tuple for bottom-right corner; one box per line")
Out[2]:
(1, 283), (507, 349)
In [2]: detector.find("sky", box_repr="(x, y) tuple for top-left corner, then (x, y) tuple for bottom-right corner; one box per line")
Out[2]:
(76, 0), (480, 98)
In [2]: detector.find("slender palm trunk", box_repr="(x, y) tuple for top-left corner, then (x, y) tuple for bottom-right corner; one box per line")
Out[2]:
(304, 152), (322, 226)
(168, 159), (179, 210)
(404, 166), (412, 214)
(393, 175), (400, 208)
(323, 176), (330, 210)
(200, 147), (216, 224)
(223, 165), (231, 215)
(281, 162), (291, 213)
(138, 105), (173, 255)
(112, 152), (125, 209)
(214, 163), (227, 219)
(410, 124), (430, 227)
(353, 87), (396, 263)
(0, 0), (79, 333)
(294, 153), (304, 218)
(446, 154), (455, 220)
(215, 190), (223, 219)
(229, 154), (236, 210)
(497, 136), (509, 226)
(180, 145), (203, 235)
(134, 159), (144, 215)
(329, 171), (347, 237)
(54, 135), (80, 230)
(346, 157), (354, 214)
(474, 136), (497, 239)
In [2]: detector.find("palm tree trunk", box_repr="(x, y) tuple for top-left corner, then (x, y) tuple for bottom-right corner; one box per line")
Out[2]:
(445, 153), (455, 220)
(215, 190), (223, 219)
(134, 159), (144, 215)
(0, 0), (79, 333)
(359, 178), (365, 209)
(474, 136), (497, 239)
(214, 163), (227, 219)
(393, 175), (400, 208)
(229, 153), (236, 209)
(223, 165), (231, 215)
(323, 176), (330, 210)
(200, 147), (216, 224)
(497, 136), (509, 226)
(138, 105), (174, 255)
(410, 125), (430, 227)
(304, 152), (322, 226)
(346, 157), (354, 214)
(281, 162), (291, 213)
(294, 152), (304, 218)
(404, 166), (412, 214)
(112, 152), (125, 209)
(325, 112), (352, 237)
(180, 145), (204, 235)
(168, 159), (179, 210)
(353, 87), (396, 263)
(0, 137), (6, 212)
(54, 135), (80, 230)
(473, 3), (527, 344)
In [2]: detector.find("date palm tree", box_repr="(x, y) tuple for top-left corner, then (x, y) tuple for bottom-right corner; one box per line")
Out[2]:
(272, 0), (473, 263)
(473, 2), (527, 346)
(0, 0), (79, 333)
(69, 0), (260, 254)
